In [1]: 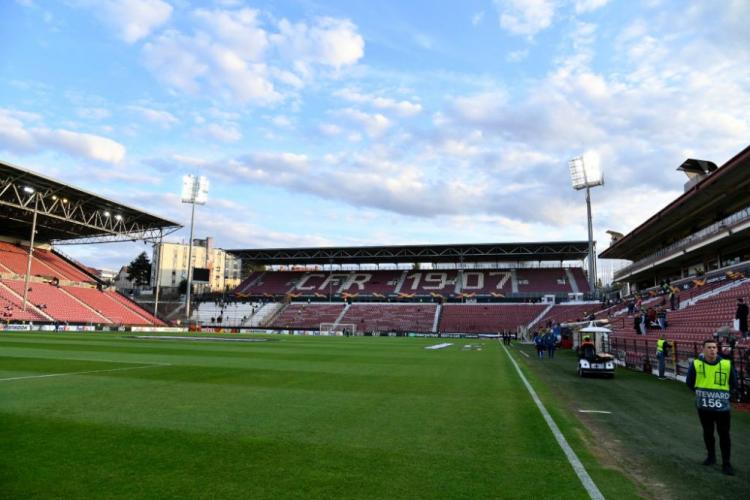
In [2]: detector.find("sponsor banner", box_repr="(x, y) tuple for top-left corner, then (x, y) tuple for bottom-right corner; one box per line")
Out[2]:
(131, 326), (186, 333)
(0, 324), (33, 331)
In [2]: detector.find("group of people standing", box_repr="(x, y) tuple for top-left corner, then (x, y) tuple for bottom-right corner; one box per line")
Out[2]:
(532, 329), (557, 359)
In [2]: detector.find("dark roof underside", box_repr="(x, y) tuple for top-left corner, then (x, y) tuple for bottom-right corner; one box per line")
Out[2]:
(0, 160), (181, 243)
(600, 145), (750, 260)
(228, 241), (590, 265)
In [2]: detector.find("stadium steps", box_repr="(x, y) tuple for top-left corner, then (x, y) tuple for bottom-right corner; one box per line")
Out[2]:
(0, 281), (54, 321)
(261, 302), (286, 327)
(565, 268), (579, 293)
(57, 287), (112, 323)
(238, 272), (265, 294)
(392, 270), (409, 294)
(453, 271), (463, 295)
(108, 292), (163, 325)
(432, 303), (442, 333)
(331, 302), (351, 329)
(246, 302), (279, 327)
(22, 252), (66, 280)
(527, 302), (555, 330)
(510, 269), (519, 293)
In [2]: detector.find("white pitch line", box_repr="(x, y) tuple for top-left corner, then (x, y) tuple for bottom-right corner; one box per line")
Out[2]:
(0, 363), (170, 382)
(579, 410), (612, 414)
(518, 349), (530, 358)
(503, 345), (604, 500)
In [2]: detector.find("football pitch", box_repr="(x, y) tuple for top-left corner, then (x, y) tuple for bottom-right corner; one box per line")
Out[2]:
(0, 332), (699, 498)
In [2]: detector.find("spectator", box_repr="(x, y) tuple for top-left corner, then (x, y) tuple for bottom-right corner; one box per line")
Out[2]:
(633, 314), (642, 336)
(734, 298), (748, 338)
(657, 307), (668, 330)
(640, 308), (648, 336)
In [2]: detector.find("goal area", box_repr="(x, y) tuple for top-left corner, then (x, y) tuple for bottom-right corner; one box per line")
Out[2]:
(319, 323), (357, 336)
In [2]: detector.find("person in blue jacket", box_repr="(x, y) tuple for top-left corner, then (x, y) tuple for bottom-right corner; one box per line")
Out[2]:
(533, 332), (545, 359)
(543, 329), (557, 359)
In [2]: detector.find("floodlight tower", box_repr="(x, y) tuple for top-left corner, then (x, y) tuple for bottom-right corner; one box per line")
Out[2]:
(568, 152), (604, 293)
(181, 175), (209, 323)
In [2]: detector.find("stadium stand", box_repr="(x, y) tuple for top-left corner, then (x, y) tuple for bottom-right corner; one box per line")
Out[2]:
(0, 283), (47, 321)
(534, 303), (602, 327)
(340, 303), (437, 333)
(1, 160), (181, 327)
(0, 242), (70, 280)
(439, 304), (547, 333)
(63, 286), (156, 325)
(516, 268), (573, 294)
(230, 267), (586, 299)
(2, 280), (105, 323)
(271, 303), (347, 329)
(239, 271), (305, 296)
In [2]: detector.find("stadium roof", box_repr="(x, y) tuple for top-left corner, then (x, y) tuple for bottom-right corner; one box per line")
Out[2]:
(228, 241), (591, 265)
(600, 144), (750, 261)
(0, 160), (182, 244)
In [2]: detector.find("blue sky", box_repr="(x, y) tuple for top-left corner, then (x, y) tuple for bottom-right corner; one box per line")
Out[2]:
(1, 0), (749, 280)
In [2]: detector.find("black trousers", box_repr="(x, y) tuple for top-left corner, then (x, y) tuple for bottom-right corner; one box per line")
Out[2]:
(698, 410), (731, 462)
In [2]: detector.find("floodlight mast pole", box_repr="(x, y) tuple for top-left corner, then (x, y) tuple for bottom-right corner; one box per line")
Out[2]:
(185, 200), (196, 323)
(153, 228), (163, 318)
(22, 192), (39, 311)
(585, 185), (597, 293)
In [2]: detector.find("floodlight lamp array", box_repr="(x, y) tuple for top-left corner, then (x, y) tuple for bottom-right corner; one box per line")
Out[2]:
(568, 153), (604, 190)
(181, 174), (209, 205)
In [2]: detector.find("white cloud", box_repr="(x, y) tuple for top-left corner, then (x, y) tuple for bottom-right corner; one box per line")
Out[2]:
(272, 17), (365, 69)
(472, 11), (485, 26)
(318, 123), (342, 136)
(0, 108), (126, 163)
(335, 89), (422, 117)
(142, 30), (209, 93)
(38, 129), (126, 163)
(140, 10), (364, 104)
(88, 0), (173, 43)
(129, 105), (178, 126)
(199, 123), (242, 143)
(575, 0), (609, 14)
(337, 108), (391, 138)
(269, 115), (294, 128)
(494, 0), (557, 37)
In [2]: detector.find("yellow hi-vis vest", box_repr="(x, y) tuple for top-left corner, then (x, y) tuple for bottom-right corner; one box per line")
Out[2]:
(656, 339), (665, 354)
(694, 358), (732, 411)
(693, 358), (731, 391)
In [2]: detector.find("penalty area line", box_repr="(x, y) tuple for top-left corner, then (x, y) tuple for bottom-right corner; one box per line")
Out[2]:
(502, 345), (604, 500)
(0, 363), (171, 382)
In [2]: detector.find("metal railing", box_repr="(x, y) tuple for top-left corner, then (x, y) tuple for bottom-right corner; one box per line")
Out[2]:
(610, 337), (749, 402)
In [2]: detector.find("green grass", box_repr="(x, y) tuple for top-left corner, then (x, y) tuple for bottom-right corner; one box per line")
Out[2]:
(511, 344), (750, 499)
(0, 332), (638, 499)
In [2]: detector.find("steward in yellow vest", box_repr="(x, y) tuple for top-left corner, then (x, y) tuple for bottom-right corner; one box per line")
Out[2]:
(685, 339), (738, 475)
